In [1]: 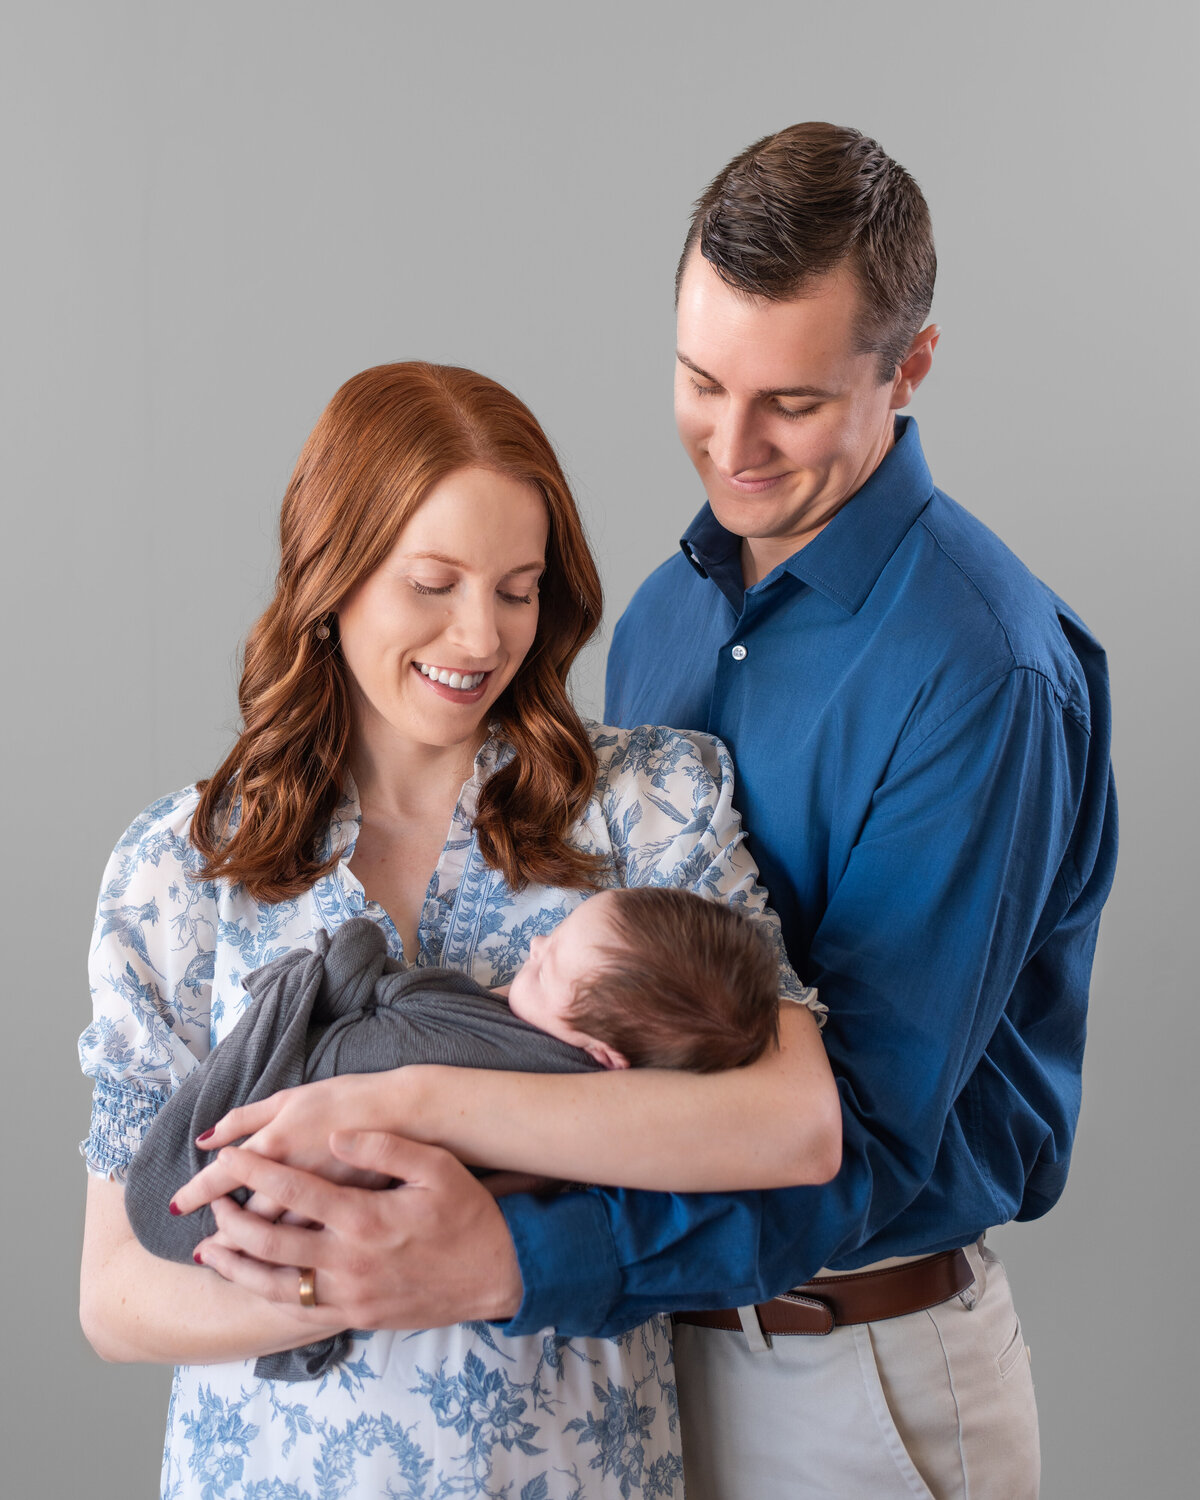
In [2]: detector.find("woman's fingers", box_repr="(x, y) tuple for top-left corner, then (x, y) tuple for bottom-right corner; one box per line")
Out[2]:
(206, 1193), (329, 1272)
(244, 1192), (290, 1220)
(197, 1094), (291, 1151)
(170, 1156), (251, 1215)
(195, 1238), (325, 1310)
(203, 1146), (352, 1233)
(327, 1128), (451, 1184)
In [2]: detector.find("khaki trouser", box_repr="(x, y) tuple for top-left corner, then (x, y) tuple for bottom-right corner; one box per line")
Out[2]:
(674, 1238), (1040, 1499)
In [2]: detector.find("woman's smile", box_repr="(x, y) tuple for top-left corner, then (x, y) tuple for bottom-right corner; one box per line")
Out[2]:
(335, 465), (548, 756)
(414, 662), (491, 699)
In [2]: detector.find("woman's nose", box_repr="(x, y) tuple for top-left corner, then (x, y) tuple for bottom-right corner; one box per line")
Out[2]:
(446, 592), (502, 660)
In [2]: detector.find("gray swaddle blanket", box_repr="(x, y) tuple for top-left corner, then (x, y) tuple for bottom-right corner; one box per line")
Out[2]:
(124, 917), (599, 1380)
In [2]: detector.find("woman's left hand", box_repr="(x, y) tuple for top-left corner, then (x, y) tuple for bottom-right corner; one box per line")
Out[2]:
(192, 1132), (525, 1328)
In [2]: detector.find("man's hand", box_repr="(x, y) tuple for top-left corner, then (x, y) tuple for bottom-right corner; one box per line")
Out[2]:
(193, 1133), (525, 1328)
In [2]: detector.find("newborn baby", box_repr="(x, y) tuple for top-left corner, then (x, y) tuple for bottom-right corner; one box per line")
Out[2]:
(125, 886), (782, 1379)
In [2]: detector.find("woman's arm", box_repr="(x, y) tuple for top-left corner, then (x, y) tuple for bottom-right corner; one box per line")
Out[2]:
(172, 1000), (840, 1214)
(80, 1176), (347, 1365)
(394, 1001), (841, 1190)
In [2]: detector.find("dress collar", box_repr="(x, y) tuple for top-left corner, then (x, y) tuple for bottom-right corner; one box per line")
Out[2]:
(680, 416), (935, 615)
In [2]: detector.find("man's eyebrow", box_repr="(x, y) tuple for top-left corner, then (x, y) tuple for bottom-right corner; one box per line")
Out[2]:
(676, 351), (836, 401)
(403, 551), (545, 574)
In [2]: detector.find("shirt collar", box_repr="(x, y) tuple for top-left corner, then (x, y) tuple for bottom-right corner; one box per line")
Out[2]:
(680, 416), (935, 615)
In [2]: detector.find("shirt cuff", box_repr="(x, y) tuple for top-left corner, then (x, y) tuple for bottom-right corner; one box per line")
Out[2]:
(80, 1076), (168, 1181)
(495, 1187), (621, 1338)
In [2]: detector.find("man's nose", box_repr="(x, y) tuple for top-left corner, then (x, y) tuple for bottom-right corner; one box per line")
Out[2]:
(707, 402), (771, 476)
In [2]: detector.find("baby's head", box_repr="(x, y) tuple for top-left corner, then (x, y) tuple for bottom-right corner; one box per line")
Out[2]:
(505, 888), (780, 1072)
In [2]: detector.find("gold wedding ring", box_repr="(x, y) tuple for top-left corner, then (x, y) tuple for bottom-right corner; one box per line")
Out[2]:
(298, 1267), (318, 1308)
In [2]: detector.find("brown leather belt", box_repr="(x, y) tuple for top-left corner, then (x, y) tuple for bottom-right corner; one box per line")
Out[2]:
(673, 1248), (974, 1338)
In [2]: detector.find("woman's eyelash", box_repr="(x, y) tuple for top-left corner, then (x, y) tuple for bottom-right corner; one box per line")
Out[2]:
(690, 378), (720, 397)
(410, 581), (535, 605)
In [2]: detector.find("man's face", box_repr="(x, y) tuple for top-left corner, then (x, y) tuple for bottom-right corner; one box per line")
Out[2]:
(675, 254), (921, 584)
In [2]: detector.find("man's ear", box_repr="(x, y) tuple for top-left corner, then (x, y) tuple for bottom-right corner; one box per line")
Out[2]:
(890, 323), (940, 410)
(584, 1040), (630, 1071)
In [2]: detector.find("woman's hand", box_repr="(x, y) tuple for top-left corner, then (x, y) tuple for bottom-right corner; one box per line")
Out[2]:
(171, 1073), (401, 1219)
(192, 1133), (524, 1329)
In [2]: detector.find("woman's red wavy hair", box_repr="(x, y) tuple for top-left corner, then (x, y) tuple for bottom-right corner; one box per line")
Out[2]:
(192, 362), (605, 902)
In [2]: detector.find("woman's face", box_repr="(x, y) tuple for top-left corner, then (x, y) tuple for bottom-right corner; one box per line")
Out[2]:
(336, 465), (548, 758)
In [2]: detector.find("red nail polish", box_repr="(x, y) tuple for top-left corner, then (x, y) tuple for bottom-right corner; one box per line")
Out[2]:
(193, 1253), (203, 1264)
(197, 1128), (214, 1143)
(169, 1201), (181, 1216)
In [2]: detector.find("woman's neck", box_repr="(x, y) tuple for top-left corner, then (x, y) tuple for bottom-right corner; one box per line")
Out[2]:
(349, 725), (485, 824)
(346, 725), (488, 957)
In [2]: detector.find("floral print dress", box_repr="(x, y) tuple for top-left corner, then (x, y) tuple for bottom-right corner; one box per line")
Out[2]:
(80, 723), (819, 1500)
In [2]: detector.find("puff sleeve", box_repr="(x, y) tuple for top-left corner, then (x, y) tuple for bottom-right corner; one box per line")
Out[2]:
(79, 789), (215, 1180)
(592, 723), (823, 1018)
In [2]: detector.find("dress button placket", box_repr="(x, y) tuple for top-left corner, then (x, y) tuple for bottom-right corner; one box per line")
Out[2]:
(731, 644), (748, 661)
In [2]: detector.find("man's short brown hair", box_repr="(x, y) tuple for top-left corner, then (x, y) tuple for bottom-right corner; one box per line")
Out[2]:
(565, 888), (781, 1073)
(678, 122), (936, 379)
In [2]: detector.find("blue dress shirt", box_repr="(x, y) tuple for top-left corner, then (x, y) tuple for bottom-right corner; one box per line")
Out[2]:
(499, 417), (1117, 1339)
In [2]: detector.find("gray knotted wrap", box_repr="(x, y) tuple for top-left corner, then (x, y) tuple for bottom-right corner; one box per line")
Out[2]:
(124, 918), (598, 1380)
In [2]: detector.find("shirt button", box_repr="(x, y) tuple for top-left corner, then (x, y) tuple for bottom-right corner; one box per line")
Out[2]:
(731, 644), (748, 661)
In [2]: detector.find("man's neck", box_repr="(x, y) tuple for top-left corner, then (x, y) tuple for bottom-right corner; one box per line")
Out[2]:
(738, 418), (898, 588)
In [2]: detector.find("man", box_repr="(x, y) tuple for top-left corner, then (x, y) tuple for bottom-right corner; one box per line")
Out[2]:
(597, 123), (1116, 1494)
(595, 122), (1116, 1495)
(191, 124), (1115, 1498)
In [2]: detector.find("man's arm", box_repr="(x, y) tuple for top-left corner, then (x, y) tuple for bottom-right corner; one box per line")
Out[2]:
(179, 672), (1113, 1338)
(499, 664), (1116, 1335)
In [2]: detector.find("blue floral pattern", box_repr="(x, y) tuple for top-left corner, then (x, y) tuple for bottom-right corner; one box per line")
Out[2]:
(81, 723), (819, 1497)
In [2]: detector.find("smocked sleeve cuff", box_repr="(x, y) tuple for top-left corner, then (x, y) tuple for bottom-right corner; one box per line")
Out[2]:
(495, 1188), (620, 1338)
(80, 1076), (169, 1181)
(784, 982), (826, 1023)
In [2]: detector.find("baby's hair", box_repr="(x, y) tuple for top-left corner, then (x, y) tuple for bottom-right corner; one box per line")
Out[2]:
(566, 888), (781, 1072)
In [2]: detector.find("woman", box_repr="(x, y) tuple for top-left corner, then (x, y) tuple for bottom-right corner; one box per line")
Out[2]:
(80, 362), (840, 1499)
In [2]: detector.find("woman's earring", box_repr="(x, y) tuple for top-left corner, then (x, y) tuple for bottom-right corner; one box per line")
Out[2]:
(315, 618), (331, 641)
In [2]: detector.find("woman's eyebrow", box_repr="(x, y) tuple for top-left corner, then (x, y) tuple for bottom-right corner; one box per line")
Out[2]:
(400, 550), (467, 566)
(402, 550), (544, 574)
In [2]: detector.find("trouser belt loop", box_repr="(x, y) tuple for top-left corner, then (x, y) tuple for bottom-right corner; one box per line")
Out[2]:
(735, 1304), (773, 1353)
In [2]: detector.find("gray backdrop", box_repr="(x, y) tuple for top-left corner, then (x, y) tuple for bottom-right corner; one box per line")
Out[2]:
(3, 2), (1196, 1495)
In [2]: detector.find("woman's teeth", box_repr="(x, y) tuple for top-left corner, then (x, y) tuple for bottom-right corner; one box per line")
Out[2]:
(417, 663), (487, 690)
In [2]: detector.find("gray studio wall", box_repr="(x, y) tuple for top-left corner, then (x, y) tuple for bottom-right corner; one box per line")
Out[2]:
(3, 2), (1196, 1495)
